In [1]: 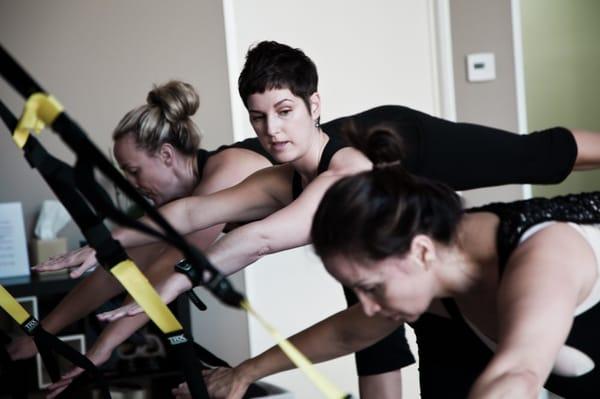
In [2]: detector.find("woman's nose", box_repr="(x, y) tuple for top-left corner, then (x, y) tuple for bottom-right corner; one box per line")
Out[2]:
(358, 293), (381, 317)
(265, 115), (281, 137)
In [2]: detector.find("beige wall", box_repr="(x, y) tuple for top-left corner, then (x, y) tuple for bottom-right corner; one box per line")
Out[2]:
(521, 0), (600, 197)
(0, 0), (235, 245)
(0, 0), (251, 366)
(450, 0), (524, 206)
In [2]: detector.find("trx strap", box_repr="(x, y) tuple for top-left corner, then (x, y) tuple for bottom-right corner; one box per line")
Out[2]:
(0, 284), (110, 398)
(0, 44), (353, 398)
(0, 102), (111, 398)
(0, 97), (210, 399)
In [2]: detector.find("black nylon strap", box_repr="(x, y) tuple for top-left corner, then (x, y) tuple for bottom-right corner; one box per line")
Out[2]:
(166, 332), (210, 399)
(193, 342), (230, 369)
(33, 328), (111, 399)
(0, 45), (44, 98)
(0, 331), (26, 399)
(0, 46), (238, 398)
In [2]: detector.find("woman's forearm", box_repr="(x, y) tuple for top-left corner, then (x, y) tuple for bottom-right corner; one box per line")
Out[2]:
(112, 196), (216, 248)
(468, 368), (540, 399)
(42, 268), (123, 333)
(89, 312), (152, 362)
(240, 306), (397, 382)
(205, 224), (267, 276)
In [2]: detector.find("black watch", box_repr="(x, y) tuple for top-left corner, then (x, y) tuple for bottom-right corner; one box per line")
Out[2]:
(174, 259), (207, 311)
(174, 258), (202, 286)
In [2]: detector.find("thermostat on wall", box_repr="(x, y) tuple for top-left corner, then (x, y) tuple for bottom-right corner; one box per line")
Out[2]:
(466, 52), (496, 82)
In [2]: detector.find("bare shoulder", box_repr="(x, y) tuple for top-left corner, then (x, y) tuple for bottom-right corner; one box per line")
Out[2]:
(204, 146), (272, 180)
(505, 222), (597, 305)
(326, 146), (372, 177)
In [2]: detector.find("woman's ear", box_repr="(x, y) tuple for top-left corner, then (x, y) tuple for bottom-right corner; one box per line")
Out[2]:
(158, 143), (175, 166)
(410, 235), (437, 270)
(309, 92), (321, 123)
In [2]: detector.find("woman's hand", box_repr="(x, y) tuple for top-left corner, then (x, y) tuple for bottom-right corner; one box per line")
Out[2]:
(6, 335), (38, 360)
(45, 342), (112, 399)
(171, 365), (253, 399)
(32, 246), (99, 278)
(468, 370), (540, 399)
(172, 382), (192, 399)
(96, 273), (193, 322)
(205, 366), (252, 399)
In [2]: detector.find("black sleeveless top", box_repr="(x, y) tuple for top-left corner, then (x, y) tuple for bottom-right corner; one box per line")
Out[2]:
(291, 131), (348, 199)
(443, 191), (600, 397)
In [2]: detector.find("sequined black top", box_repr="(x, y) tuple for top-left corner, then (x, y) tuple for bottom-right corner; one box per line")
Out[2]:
(469, 191), (600, 271)
(442, 191), (600, 397)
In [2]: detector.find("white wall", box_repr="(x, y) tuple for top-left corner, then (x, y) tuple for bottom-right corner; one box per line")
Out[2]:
(224, 1), (441, 397)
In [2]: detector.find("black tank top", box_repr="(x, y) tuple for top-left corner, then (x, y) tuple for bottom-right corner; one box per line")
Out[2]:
(291, 131), (348, 199)
(443, 191), (600, 397)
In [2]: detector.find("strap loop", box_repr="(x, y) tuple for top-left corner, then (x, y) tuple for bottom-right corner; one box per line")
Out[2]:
(13, 93), (63, 148)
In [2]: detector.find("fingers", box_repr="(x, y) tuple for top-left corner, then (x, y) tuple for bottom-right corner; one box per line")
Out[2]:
(69, 257), (98, 278)
(96, 304), (143, 322)
(32, 246), (96, 274)
(32, 254), (72, 272)
(96, 307), (128, 322)
(127, 306), (144, 316)
(172, 382), (191, 398)
(46, 378), (72, 399)
(61, 366), (83, 380)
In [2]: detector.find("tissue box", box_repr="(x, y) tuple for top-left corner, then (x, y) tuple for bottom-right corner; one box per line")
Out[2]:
(31, 238), (67, 265)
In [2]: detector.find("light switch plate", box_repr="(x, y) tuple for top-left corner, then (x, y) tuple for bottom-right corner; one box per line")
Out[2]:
(466, 52), (496, 82)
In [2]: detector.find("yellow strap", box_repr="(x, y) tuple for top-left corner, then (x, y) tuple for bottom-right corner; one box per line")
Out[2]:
(0, 285), (30, 324)
(241, 300), (349, 399)
(111, 260), (183, 333)
(13, 93), (64, 148)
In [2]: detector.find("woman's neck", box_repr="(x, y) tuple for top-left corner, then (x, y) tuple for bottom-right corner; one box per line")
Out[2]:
(437, 212), (500, 298)
(174, 152), (201, 196)
(292, 129), (329, 185)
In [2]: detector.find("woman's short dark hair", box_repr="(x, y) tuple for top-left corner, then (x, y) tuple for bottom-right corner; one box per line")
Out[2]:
(238, 41), (318, 112)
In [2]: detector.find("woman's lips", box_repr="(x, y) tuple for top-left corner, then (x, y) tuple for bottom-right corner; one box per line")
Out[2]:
(270, 141), (290, 152)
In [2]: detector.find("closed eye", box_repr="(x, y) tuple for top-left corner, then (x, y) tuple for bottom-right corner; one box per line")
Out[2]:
(358, 284), (379, 295)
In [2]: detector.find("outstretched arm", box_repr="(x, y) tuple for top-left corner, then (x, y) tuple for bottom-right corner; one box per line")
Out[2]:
(207, 172), (344, 275)
(98, 172), (361, 317)
(44, 240), (208, 398)
(203, 304), (400, 399)
(112, 166), (286, 248)
(469, 224), (592, 398)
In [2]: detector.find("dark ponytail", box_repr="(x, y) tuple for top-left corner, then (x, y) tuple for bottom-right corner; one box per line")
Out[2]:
(312, 122), (462, 262)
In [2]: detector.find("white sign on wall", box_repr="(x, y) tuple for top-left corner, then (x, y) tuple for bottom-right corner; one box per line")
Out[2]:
(0, 202), (30, 278)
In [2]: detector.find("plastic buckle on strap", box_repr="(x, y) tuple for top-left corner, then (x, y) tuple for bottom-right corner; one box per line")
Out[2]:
(13, 93), (63, 148)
